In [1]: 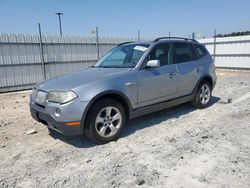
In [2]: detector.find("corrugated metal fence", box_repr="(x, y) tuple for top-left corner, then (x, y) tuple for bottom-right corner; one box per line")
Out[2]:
(0, 34), (250, 92)
(0, 34), (137, 92)
(199, 35), (250, 69)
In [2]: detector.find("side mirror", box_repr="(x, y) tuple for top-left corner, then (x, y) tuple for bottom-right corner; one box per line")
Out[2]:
(145, 60), (160, 69)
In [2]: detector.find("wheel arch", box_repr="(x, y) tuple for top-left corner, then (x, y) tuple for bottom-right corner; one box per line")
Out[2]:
(194, 74), (214, 94)
(80, 90), (133, 133)
(201, 75), (213, 88)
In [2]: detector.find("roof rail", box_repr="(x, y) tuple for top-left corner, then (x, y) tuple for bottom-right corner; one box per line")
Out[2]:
(117, 41), (134, 46)
(153, 37), (198, 43)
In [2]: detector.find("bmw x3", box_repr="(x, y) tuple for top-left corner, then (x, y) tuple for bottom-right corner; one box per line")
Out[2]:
(30, 37), (217, 144)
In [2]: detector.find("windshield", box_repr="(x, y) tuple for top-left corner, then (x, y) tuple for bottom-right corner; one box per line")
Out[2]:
(94, 44), (149, 68)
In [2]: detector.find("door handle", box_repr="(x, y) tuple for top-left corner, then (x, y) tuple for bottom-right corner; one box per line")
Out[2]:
(168, 72), (176, 78)
(125, 82), (136, 87)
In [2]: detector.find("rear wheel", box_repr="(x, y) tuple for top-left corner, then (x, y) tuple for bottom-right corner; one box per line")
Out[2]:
(192, 81), (211, 109)
(85, 98), (126, 144)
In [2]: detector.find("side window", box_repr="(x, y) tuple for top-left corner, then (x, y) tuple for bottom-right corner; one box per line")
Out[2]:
(193, 44), (207, 59)
(173, 42), (196, 63)
(148, 43), (171, 67)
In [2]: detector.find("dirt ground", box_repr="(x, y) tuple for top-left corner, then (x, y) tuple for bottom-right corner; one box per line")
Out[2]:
(0, 69), (250, 188)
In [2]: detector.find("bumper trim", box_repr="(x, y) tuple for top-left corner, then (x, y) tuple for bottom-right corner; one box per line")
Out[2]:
(30, 107), (82, 136)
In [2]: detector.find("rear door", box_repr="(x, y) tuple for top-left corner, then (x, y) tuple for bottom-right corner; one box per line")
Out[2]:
(138, 43), (178, 107)
(173, 42), (202, 97)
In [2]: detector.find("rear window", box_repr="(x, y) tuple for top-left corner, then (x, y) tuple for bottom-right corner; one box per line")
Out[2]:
(193, 44), (207, 59)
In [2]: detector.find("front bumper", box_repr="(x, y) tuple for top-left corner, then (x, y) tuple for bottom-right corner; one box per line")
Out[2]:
(30, 97), (88, 136)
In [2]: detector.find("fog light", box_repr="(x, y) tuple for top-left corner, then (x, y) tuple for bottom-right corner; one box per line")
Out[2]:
(55, 108), (61, 114)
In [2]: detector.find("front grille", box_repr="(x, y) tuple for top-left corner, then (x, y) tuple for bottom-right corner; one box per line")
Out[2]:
(35, 102), (45, 109)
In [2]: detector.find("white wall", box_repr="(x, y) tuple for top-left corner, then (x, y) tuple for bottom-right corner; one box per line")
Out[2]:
(199, 35), (250, 69)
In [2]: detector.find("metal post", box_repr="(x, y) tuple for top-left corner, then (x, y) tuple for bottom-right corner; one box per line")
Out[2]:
(56, 12), (63, 36)
(213, 30), (217, 62)
(38, 23), (46, 80)
(168, 31), (171, 38)
(138, 29), (140, 41)
(96, 27), (100, 60)
(192, 32), (195, 39)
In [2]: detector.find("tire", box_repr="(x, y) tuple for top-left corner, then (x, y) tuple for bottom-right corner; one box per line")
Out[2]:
(85, 98), (126, 144)
(192, 80), (212, 109)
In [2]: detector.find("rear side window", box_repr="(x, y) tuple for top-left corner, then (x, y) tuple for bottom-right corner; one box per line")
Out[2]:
(173, 42), (196, 63)
(193, 44), (207, 59)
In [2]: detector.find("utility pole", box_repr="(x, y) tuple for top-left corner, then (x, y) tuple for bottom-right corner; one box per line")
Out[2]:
(55, 12), (63, 36)
(168, 31), (171, 38)
(138, 29), (140, 41)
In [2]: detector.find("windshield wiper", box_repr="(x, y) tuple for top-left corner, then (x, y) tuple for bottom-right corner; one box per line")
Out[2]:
(97, 65), (134, 68)
(97, 66), (113, 68)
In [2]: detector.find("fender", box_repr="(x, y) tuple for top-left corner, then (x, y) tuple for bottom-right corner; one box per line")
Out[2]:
(80, 90), (133, 133)
(192, 74), (214, 95)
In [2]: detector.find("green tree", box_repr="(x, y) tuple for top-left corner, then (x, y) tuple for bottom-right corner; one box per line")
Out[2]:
(215, 31), (250, 38)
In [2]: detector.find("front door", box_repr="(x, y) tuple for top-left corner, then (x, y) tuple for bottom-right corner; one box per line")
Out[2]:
(138, 43), (178, 107)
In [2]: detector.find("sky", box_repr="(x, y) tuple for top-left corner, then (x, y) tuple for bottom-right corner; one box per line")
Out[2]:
(0, 0), (250, 38)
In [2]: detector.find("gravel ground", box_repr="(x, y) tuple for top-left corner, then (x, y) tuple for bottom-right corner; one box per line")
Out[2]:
(0, 69), (250, 188)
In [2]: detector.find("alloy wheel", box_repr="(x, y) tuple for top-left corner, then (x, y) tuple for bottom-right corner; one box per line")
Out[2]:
(199, 84), (211, 104)
(95, 106), (122, 137)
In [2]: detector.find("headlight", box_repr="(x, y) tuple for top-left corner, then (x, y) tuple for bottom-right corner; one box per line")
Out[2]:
(31, 88), (38, 101)
(47, 91), (77, 104)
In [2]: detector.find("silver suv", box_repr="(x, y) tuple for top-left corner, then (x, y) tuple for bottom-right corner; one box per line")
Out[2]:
(30, 37), (217, 144)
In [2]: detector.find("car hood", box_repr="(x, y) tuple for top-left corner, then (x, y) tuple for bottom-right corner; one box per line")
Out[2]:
(35, 67), (132, 92)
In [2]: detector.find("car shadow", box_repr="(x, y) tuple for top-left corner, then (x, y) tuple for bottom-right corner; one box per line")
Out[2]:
(49, 96), (221, 148)
(123, 96), (220, 138)
(49, 131), (96, 148)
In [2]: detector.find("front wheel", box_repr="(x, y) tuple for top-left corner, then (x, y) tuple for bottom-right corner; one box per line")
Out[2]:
(85, 98), (126, 144)
(192, 81), (212, 109)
